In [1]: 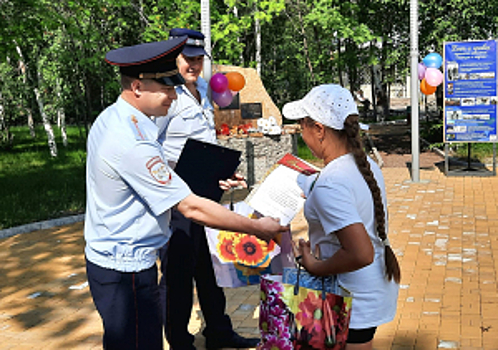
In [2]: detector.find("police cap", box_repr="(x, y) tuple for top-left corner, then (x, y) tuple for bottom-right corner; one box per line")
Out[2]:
(169, 28), (210, 58)
(105, 36), (187, 86)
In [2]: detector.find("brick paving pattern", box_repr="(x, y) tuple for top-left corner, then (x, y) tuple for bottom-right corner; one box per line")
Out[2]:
(2, 166), (498, 349)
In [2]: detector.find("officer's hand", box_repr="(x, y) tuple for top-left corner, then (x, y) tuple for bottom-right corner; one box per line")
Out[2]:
(254, 217), (289, 243)
(219, 173), (247, 191)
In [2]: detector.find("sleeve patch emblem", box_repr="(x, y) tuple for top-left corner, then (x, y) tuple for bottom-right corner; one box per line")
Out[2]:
(146, 156), (172, 184)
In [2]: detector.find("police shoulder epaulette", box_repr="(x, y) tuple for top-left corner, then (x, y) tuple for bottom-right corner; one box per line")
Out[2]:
(129, 115), (145, 141)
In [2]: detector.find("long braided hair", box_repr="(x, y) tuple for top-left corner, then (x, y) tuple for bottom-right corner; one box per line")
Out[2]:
(338, 115), (400, 283)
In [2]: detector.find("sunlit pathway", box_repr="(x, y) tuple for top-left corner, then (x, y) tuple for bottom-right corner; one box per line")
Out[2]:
(1, 167), (498, 349)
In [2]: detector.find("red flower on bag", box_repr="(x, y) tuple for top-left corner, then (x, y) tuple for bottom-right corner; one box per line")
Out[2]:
(233, 235), (266, 266)
(296, 292), (324, 334)
(295, 292), (330, 348)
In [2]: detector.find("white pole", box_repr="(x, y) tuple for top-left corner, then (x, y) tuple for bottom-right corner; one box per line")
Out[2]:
(410, 0), (420, 182)
(201, 0), (212, 91)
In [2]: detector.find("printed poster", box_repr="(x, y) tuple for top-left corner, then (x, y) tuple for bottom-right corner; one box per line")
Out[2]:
(444, 40), (498, 142)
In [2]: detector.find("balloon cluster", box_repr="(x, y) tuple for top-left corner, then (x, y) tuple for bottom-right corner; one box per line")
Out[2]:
(209, 72), (246, 107)
(418, 53), (443, 95)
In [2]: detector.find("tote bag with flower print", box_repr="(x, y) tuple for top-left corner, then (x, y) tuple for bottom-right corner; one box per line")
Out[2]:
(205, 201), (293, 288)
(258, 268), (352, 350)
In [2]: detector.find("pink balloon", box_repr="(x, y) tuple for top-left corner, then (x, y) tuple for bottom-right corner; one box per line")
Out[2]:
(212, 89), (233, 107)
(230, 89), (238, 96)
(418, 63), (426, 80)
(210, 73), (228, 93)
(425, 68), (443, 87)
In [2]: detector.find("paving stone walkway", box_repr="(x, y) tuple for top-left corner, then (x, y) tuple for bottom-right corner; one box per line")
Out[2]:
(2, 166), (498, 349)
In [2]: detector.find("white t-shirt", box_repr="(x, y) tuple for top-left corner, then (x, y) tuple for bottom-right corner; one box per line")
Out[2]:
(303, 153), (398, 329)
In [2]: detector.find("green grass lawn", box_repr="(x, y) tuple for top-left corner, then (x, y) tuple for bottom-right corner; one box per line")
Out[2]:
(0, 126), (87, 230)
(0, 126), (317, 230)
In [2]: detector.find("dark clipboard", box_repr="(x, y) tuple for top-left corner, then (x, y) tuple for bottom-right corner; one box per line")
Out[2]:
(174, 138), (242, 202)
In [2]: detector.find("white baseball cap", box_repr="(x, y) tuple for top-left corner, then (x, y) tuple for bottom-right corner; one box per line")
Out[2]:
(282, 84), (359, 130)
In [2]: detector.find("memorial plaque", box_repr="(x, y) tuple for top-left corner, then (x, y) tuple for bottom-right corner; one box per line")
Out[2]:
(241, 102), (263, 119)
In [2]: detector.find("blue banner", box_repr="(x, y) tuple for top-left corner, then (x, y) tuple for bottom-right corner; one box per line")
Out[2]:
(444, 40), (497, 142)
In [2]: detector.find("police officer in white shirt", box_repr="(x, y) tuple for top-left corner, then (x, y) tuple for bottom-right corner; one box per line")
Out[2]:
(155, 28), (257, 350)
(85, 37), (286, 350)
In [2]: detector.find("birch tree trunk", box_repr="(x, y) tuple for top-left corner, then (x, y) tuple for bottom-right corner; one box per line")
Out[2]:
(255, 2), (261, 76)
(35, 70), (58, 157)
(233, 6), (244, 65)
(0, 92), (13, 148)
(15, 45), (36, 137)
(0, 92), (4, 131)
(337, 38), (344, 87)
(56, 80), (68, 146)
(296, 0), (315, 84)
(0, 92), (8, 147)
(27, 109), (35, 138)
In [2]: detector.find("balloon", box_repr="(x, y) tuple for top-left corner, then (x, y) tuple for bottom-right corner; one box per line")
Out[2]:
(230, 89), (238, 96)
(423, 53), (443, 69)
(210, 73), (228, 93)
(226, 72), (246, 92)
(420, 79), (437, 95)
(418, 63), (426, 80)
(212, 89), (233, 107)
(425, 68), (443, 87)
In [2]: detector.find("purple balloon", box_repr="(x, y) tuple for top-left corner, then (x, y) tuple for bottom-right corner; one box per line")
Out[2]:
(210, 73), (228, 93)
(418, 63), (426, 80)
(425, 68), (443, 87)
(212, 89), (233, 107)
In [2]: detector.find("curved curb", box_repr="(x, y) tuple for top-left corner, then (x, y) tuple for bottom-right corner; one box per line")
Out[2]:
(0, 214), (85, 240)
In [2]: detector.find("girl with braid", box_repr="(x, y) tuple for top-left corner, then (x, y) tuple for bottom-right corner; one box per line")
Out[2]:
(283, 84), (400, 349)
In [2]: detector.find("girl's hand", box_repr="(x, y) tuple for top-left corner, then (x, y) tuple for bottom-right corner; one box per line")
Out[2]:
(298, 239), (314, 267)
(293, 239), (312, 266)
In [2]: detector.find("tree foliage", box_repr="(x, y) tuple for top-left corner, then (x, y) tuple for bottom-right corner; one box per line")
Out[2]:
(1, 0), (498, 150)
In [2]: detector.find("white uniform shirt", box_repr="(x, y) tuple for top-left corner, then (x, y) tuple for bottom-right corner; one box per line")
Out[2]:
(84, 97), (192, 272)
(304, 153), (398, 329)
(156, 77), (217, 164)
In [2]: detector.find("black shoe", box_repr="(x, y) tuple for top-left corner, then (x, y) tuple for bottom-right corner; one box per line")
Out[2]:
(206, 333), (260, 349)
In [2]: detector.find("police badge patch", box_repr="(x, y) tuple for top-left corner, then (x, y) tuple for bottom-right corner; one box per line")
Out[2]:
(146, 156), (172, 184)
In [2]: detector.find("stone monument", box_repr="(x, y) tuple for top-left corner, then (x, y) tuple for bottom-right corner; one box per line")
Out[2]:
(206, 65), (300, 187)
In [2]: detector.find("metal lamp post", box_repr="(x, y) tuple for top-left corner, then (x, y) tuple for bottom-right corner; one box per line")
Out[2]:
(201, 0), (212, 89)
(410, 0), (420, 182)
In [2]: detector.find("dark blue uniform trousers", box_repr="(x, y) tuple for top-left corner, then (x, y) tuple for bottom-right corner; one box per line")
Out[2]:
(86, 259), (163, 350)
(159, 209), (233, 349)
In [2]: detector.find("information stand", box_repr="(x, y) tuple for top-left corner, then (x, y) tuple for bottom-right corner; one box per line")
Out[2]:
(443, 40), (497, 176)
(444, 143), (496, 176)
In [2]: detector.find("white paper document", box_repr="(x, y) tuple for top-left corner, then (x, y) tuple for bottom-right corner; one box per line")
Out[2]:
(246, 154), (320, 226)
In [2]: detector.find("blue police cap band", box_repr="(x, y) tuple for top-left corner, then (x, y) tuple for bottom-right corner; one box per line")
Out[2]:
(170, 36), (205, 47)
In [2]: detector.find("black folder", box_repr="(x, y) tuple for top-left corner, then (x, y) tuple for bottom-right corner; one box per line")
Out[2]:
(174, 138), (242, 202)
